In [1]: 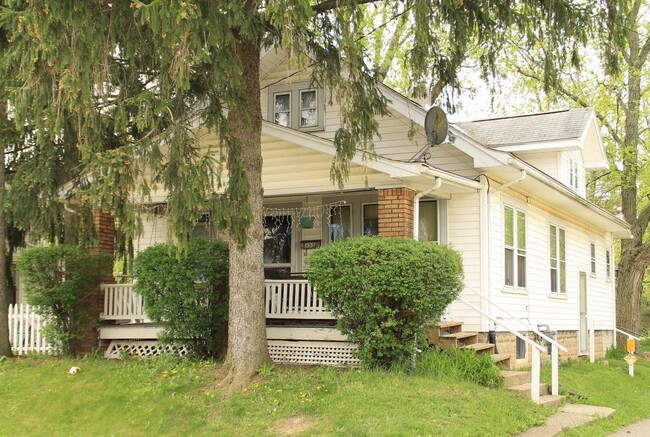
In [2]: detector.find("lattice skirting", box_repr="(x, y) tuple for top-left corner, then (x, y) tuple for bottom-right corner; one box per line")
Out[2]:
(104, 340), (188, 359)
(268, 340), (360, 366)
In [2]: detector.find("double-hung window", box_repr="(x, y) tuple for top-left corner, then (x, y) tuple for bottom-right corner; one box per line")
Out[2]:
(590, 242), (596, 276)
(569, 158), (579, 190)
(549, 224), (566, 294)
(606, 249), (612, 281)
(504, 206), (526, 289)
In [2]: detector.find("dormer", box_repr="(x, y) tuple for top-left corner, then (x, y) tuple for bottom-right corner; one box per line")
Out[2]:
(455, 108), (608, 198)
(266, 82), (325, 132)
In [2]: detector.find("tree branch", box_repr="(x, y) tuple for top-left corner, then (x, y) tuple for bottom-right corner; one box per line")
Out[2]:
(312, 0), (383, 14)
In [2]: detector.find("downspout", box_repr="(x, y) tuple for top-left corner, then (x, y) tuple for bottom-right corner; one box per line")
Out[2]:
(492, 170), (527, 193)
(413, 177), (442, 241)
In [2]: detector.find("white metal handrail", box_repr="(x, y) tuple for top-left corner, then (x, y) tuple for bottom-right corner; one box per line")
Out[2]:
(458, 297), (546, 403)
(615, 327), (641, 342)
(464, 286), (568, 353)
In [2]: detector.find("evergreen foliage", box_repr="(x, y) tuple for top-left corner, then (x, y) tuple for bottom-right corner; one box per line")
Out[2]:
(16, 245), (110, 355)
(133, 239), (229, 359)
(307, 237), (463, 368)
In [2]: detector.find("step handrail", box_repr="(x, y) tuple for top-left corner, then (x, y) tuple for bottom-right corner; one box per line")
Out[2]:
(615, 327), (641, 342)
(457, 296), (545, 404)
(463, 286), (568, 353)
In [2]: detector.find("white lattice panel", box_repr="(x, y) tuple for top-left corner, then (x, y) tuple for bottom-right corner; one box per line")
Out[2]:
(104, 340), (188, 359)
(268, 340), (360, 366)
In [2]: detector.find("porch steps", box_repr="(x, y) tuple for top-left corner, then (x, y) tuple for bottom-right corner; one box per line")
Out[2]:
(502, 370), (564, 408)
(428, 321), (511, 369)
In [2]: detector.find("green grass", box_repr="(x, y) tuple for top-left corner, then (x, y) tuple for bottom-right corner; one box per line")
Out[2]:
(540, 355), (650, 436)
(0, 354), (550, 437)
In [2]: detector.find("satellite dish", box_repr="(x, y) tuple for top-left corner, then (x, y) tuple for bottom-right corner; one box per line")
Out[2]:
(424, 106), (448, 145)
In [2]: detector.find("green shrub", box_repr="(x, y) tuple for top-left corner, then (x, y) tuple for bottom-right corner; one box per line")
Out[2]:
(307, 237), (463, 368)
(133, 238), (229, 359)
(17, 245), (111, 355)
(411, 348), (503, 388)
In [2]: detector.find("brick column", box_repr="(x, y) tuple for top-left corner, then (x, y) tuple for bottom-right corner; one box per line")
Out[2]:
(77, 210), (115, 355)
(377, 188), (415, 239)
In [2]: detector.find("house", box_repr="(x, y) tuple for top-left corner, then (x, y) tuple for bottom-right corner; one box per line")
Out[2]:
(98, 48), (631, 370)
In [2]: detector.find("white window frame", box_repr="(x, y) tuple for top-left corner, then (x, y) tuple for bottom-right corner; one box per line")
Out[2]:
(515, 334), (528, 361)
(549, 223), (567, 295)
(569, 158), (579, 190)
(273, 92), (291, 127)
(299, 89), (318, 128)
(590, 241), (596, 277)
(606, 249), (612, 281)
(417, 199), (439, 243)
(504, 205), (527, 290)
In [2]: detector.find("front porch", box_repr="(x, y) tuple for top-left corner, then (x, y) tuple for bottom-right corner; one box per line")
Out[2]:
(99, 280), (360, 365)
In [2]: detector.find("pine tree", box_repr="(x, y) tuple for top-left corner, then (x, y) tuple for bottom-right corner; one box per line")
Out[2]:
(1, 0), (602, 386)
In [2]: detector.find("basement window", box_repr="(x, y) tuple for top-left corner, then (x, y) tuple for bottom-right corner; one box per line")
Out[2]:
(516, 335), (527, 360)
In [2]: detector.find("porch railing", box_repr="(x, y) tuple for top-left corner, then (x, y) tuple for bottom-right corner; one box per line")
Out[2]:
(101, 279), (333, 321)
(265, 279), (333, 319)
(101, 283), (148, 321)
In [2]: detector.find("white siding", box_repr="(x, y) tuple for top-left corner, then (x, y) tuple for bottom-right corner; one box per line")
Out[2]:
(134, 213), (169, 255)
(514, 152), (559, 179)
(486, 189), (615, 337)
(445, 191), (483, 331)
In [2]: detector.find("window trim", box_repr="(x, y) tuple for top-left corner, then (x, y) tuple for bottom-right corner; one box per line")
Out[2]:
(606, 249), (612, 282)
(361, 202), (379, 237)
(515, 334), (528, 361)
(549, 223), (567, 295)
(299, 89), (318, 128)
(503, 205), (527, 291)
(273, 92), (291, 127)
(418, 199), (439, 243)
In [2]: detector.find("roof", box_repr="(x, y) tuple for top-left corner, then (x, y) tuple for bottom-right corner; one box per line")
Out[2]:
(454, 108), (593, 148)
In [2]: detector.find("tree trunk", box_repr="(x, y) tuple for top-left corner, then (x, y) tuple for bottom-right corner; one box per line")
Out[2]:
(0, 141), (11, 357)
(222, 36), (270, 390)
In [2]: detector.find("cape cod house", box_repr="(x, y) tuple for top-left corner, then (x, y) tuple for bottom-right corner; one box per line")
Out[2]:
(96, 48), (631, 374)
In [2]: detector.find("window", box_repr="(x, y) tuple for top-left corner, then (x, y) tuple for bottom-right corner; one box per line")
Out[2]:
(329, 205), (351, 242)
(418, 200), (438, 242)
(550, 224), (566, 294)
(362, 204), (379, 236)
(273, 93), (291, 127)
(300, 90), (317, 128)
(504, 206), (526, 288)
(590, 242), (596, 276)
(569, 158), (579, 190)
(268, 82), (323, 131)
(263, 215), (292, 279)
(516, 335), (527, 360)
(606, 249), (612, 280)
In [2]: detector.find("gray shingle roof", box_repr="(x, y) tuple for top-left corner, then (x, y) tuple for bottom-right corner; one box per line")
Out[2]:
(454, 108), (593, 148)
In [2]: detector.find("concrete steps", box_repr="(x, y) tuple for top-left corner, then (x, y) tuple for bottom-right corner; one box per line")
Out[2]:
(501, 370), (563, 407)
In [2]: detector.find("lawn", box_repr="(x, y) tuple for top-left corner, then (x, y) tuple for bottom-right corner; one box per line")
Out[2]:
(0, 354), (548, 437)
(543, 352), (650, 436)
(1, 353), (648, 437)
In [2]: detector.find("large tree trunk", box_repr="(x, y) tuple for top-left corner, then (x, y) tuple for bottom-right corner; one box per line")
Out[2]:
(0, 142), (11, 357)
(222, 36), (270, 390)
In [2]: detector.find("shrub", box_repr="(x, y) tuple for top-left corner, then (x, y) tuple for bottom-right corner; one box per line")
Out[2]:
(133, 238), (229, 359)
(17, 245), (111, 355)
(307, 237), (463, 368)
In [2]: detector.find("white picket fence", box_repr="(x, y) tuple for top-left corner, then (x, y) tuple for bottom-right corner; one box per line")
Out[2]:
(7, 304), (53, 355)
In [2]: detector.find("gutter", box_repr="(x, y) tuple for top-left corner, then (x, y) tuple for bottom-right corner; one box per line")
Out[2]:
(413, 178), (442, 241)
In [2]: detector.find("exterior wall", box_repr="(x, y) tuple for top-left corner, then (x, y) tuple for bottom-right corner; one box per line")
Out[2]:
(559, 150), (586, 197)
(377, 188), (414, 238)
(445, 191), (483, 332)
(134, 212), (169, 255)
(481, 186), (616, 358)
(491, 330), (614, 368)
(513, 151), (560, 180)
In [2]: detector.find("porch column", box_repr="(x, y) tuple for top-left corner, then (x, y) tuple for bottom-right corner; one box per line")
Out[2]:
(78, 210), (115, 355)
(377, 187), (415, 239)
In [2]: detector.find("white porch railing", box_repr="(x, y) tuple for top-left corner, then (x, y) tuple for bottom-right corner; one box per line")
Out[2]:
(101, 284), (148, 321)
(265, 279), (333, 319)
(8, 304), (53, 355)
(101, 280), (333, 321)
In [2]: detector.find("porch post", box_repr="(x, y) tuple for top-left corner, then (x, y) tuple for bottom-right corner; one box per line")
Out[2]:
(377, 188), (415, 239)
(77, 210), (115, 355)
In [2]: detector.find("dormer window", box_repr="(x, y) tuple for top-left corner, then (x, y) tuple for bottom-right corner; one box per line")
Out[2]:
(268, 82), (324, 131)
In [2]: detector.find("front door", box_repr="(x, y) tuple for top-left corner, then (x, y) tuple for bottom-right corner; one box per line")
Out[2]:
(578, 271), (588, 354)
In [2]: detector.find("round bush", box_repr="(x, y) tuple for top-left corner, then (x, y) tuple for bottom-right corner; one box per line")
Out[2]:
(307, 237), (463, 368)
(133, 238), (229, 359)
